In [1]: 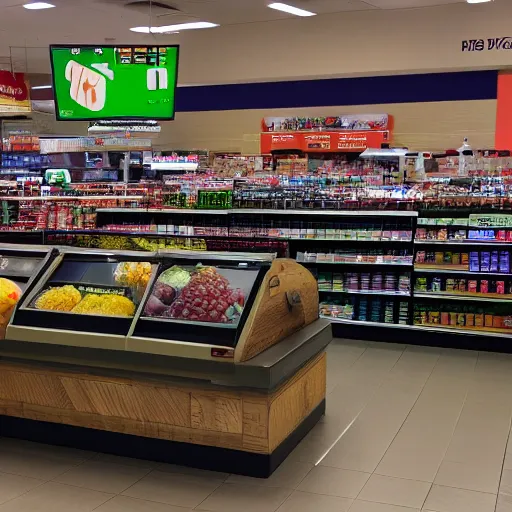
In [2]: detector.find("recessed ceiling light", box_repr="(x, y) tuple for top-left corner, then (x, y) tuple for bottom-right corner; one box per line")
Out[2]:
(31, 85), (52, 89)
(130, 21), (218, 33)
(466, 0), (492, 3)
(23, 2), (55, 9)
(268, 2), (316, 16)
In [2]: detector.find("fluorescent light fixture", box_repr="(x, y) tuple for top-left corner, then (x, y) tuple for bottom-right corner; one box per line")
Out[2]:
(23, 2), (55, 9)
(130, 21), (218, 33)
(31, 85), (52, 90)
(268, 2), (316, 16)
(466, 0), (492, 3)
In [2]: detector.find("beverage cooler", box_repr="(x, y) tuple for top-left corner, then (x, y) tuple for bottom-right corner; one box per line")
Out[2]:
(0, 245), (331, 477)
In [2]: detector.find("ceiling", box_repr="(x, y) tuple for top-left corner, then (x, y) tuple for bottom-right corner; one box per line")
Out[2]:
(0, 0), (472, 76)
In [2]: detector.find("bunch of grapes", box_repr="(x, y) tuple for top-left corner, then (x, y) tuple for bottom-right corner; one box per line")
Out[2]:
(168, 267), (244, 323)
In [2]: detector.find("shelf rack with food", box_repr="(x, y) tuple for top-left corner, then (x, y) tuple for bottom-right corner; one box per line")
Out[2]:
(412, 212), (512, 337)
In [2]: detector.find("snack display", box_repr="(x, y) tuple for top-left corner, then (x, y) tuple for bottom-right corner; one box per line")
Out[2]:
(145, 265), (245, 324)
(71, 293), (136, 317)
(35, 285), (82, 312)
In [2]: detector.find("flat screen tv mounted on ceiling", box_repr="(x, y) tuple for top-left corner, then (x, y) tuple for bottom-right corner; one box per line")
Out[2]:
(49, 44), (179, 121)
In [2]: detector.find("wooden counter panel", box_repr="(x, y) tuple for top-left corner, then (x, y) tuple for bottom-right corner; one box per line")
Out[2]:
(268, 352), (326, 452)
(0, 369), (74, 410)
(0, 352), (326, 455)
(191, 395), (242, 434)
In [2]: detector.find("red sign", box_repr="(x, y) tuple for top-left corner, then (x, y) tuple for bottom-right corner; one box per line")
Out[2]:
(261, 130), (390, 153)
(0, 71), (30, 113)
(496, 72), (512, 149)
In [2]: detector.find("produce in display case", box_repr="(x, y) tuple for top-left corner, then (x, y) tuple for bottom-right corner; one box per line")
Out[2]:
(13, 251), (158, 344)
(134, 252), (268, 347)
(0, 245), (57, 338)
(8, 249), (319, 361)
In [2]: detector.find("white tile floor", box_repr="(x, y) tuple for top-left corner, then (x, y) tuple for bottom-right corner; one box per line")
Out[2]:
(2, 339), (512, 511)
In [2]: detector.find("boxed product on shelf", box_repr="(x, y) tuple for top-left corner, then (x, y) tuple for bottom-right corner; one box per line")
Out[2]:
(299, 249), (413, 265)
(414, 303), (512, 332)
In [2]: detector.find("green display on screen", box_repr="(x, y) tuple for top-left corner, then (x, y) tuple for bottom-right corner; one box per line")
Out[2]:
(50, 45), (179, 121)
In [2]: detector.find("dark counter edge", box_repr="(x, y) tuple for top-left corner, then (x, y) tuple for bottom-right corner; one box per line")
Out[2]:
(332, 322), (512, 353)
(0, 399), (325, 478)
(0, 319), (332, 392)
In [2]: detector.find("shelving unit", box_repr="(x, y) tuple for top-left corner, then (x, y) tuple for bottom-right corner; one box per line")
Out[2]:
(4, 202), (512, 349)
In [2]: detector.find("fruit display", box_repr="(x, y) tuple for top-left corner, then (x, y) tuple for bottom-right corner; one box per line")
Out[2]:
(158, 266), (191, 289)
(33, 284), (136, 317)
(114, 262), (152, 287)
(71, 294), (136, 317)
(0, 278), (22, 339)
(144, 265), (245, 324)
(35, 285), (82, 312)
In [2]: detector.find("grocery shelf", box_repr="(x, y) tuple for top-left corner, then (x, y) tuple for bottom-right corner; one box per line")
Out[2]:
(415, 292), (512, 303)
(414, 267), (512, 276)
(229, 209), (418, 217)
(320, 316), (409, 328)
(319, 289), (410, 297)
(417, 224), (470, 229)
(96, 208), (229, 215)
(414, 264), (469, 271)
(44, 230), (286, 242)
(0, 196), (145, 201)
(95, 207), (418, 217)
(415, 240), (512, 246)
(416, 323), (512, 335)
(290, 238), (412, 243)
(300, 260), (413, 267)
(322, 316), (512, 338)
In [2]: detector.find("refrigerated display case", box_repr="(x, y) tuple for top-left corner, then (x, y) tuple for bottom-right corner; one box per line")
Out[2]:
(0, 244), (57, 338)
(1, 246), (330, 477)
(9, 250), (157, 349)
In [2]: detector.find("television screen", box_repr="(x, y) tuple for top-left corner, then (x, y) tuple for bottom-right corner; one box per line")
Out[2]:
(49, 45), (179, 121)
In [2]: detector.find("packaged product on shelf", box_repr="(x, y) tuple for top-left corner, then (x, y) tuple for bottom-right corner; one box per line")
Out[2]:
(481, 252), (491, 272)
(500, 251), (510, 273)
(318, 272), (332, 291)
(470, 252), (480, 272)
(333, 273), (344, 291)
(415, 276), (427, 292)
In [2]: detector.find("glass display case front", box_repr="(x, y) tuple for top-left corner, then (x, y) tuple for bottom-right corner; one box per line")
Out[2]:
(133, 252), (270, 346)
(14, 252), (157, 336)
(0, 244), (57, 338)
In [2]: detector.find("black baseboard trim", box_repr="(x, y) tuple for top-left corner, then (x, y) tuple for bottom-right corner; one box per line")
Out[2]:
(332, 323), (512, 353)
(0, 399), (325, 478)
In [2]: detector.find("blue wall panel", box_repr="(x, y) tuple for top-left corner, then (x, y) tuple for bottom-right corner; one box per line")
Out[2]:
(175, 71), (498, 113)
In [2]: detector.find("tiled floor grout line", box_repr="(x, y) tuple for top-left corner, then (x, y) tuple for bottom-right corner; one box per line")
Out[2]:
(192, 479), (233, 511)
(422, 350), (479, 510)
(326, 343), (369, 396)
(0, 474), (47, 508)
(272, 343), (373, 509)
(357, 346), (442, 504)
(492, 404), (512, 512)
(314, 344), (408, 467)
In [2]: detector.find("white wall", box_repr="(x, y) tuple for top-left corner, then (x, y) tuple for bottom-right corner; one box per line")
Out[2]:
(175, 1), (511, 86)
(30, 1), (508, 151)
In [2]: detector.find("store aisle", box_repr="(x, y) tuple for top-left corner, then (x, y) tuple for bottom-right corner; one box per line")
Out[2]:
(1, 340), (512, 512)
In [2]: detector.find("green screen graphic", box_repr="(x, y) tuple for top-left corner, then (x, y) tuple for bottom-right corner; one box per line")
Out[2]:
(50, 45), (179, 120)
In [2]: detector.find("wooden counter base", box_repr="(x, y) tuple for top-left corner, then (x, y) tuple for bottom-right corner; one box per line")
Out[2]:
(0, 352), (326, 477)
